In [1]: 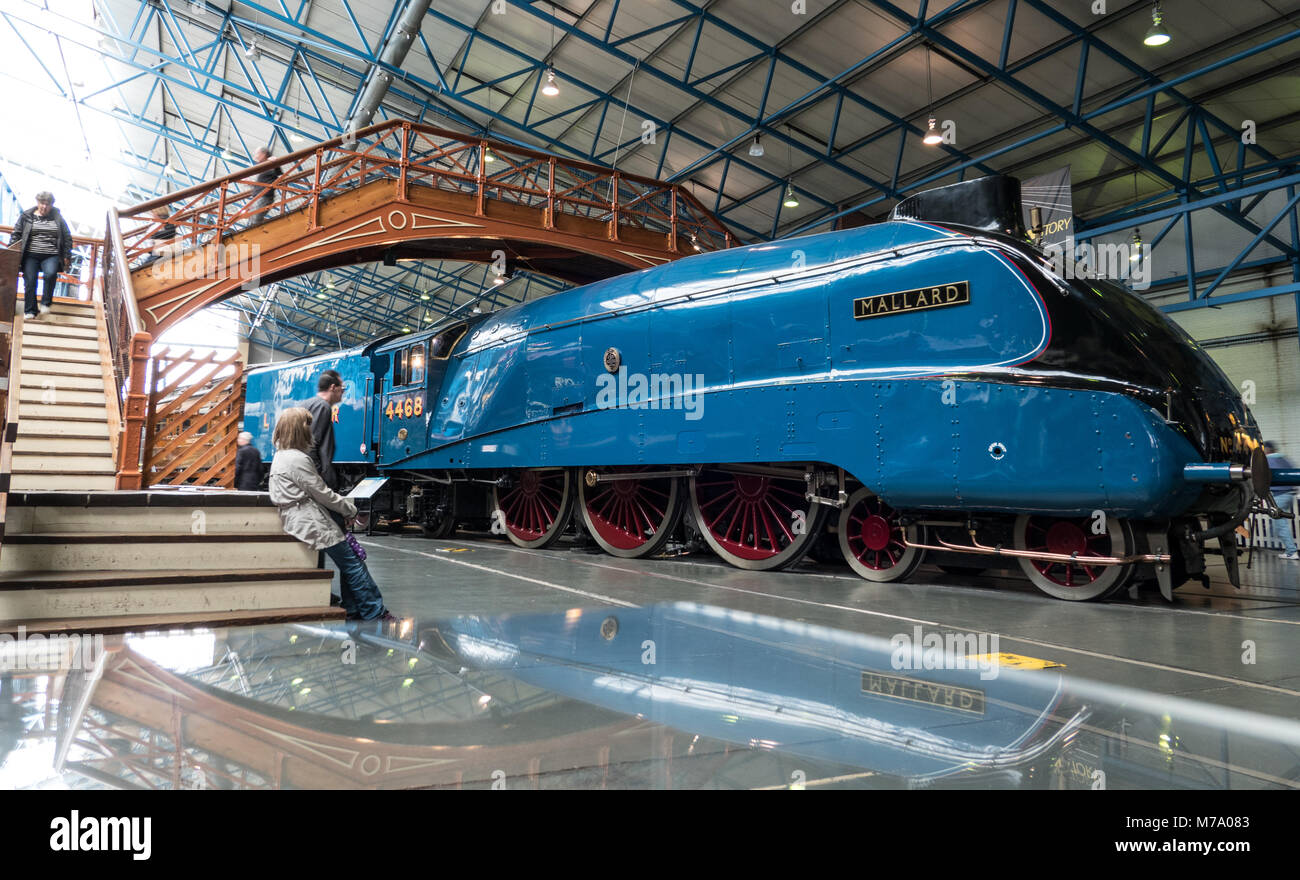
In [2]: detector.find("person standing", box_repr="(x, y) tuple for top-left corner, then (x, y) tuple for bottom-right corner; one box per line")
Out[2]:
(250, 147), (282, 224)
(234, 431), (264, 491)
(1264, 441), (1298, 561)
(304, 369), (343, 492)
(269, 407), (393, 621)
(8, 191), (72, 320)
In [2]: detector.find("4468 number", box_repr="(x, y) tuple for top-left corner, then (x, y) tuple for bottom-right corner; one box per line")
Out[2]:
(385, 395), (423, 420)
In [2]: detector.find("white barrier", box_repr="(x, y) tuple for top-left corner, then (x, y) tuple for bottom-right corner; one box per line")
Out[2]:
(1236, 495), (1297, 550)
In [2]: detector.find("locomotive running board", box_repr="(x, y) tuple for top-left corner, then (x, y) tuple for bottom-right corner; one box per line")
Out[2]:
(905, 531), (1171, 567)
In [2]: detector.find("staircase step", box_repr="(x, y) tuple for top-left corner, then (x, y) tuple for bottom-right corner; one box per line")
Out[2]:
(0, 533), (316, 572)
(0, 605), (344, 636)
(6, 489), (277, 507)
(16, 372), (106, 391)
(22, 323), (99, 340)
(9, 474), (117, 491)
(18, 360), (105, 378)
(19, 347), (101, 364)
(31, 314), (98, 330)
(5, 503), (281, 535)
(20, 336), (100, 354)
(14, 419), (109, 438)
(18, 388), (106, 406)
(13, 436), (113, 456)
(0, 569), (334, 625)
(10, 454), (115, 473)
(17, 403), (107, 420)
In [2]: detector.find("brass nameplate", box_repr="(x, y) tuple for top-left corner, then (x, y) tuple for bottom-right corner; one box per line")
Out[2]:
(860, 671), (986, 715)
(853, 280), (970, 319)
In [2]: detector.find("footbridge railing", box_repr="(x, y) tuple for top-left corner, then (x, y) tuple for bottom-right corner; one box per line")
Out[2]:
(116, 119), (733, 276)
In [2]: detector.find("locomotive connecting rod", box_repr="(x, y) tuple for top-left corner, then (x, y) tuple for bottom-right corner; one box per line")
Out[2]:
(584, 468), (699, 486)
(904, 531), (1171, 566)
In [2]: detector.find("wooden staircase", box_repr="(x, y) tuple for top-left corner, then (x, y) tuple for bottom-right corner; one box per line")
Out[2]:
(10, 301), (116, 491)
(0, 296), (340, 633)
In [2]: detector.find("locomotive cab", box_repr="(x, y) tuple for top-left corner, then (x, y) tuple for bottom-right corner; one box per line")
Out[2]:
(373, 322), (470, 466)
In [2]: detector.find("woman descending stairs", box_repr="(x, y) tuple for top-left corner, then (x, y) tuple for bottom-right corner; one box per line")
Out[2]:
(10, 300), (115, 490)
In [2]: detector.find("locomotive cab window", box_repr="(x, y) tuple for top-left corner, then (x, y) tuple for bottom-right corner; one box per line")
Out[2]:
(430, 323), (468, 360)
(392, 342), (426, 387)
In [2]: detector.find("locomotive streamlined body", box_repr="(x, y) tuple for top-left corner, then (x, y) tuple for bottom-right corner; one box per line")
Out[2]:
(244, 177), (1271, 602)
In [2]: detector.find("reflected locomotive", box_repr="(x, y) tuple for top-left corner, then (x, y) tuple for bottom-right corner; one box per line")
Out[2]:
(243, 176), (1270, 602)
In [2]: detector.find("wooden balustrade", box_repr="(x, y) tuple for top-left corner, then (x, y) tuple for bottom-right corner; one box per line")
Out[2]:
(141, 348), (245, 488)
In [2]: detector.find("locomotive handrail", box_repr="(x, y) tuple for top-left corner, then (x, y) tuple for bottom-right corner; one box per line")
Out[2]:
(113, 118), (734, 271)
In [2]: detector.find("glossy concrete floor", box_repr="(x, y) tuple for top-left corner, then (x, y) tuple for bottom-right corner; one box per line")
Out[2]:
(360, 530), (1300, 720)
(5, 531), (1297, 790)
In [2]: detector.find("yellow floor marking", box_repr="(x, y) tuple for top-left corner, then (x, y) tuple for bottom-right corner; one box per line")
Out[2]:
(966, 652), (1063, 670)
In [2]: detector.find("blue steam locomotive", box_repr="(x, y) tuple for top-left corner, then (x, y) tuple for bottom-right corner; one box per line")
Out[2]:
(243, 176), (1272, 602)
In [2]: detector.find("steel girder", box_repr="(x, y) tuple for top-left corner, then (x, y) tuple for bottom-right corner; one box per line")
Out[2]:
(1070, 170), (1300, 313)
(813, 0), (1300, 261)
(0, 168), (19, 225)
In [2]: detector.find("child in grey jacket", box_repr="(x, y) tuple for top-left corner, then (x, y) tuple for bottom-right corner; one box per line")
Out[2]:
(270, 407), (393, 621)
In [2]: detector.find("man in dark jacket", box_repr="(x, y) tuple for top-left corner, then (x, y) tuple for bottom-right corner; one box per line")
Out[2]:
(234, 431), (264, 490)
(8, 191), (72, 319)
(304, 370), (347, 609)
(303, 369), (344, 491)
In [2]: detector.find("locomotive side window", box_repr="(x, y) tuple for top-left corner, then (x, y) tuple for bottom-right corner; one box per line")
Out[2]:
(408, 342), (426, 385)
(392, 347), (409, 387)
(390, 342), (426, 387)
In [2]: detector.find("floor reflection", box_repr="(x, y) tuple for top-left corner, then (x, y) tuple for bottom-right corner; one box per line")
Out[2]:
(1, 602), (1297, 789)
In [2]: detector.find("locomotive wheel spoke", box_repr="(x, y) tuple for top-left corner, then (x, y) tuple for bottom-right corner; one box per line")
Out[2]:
(689, 466), (823, 570)
(837, 488), (924, 583)
(492, 468), (575, 549)
(1013, 514), (1133, 601)
(578, 467), (685, 558)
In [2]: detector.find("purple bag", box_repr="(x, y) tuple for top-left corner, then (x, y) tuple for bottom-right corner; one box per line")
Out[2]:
(345, 531), (367, 561)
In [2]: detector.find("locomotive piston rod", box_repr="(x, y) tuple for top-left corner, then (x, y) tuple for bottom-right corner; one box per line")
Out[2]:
(905, 530), (1172, 566)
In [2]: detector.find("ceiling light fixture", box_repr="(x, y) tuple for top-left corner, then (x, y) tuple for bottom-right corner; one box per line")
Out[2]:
(1131, 229), (1143, 262)
(782, 182), (799, 209)
(541, 3), (560, 98)
(748, 135), (764, 158)
(923, 117), (943, 146)
(1144, 2), (1171, 47)
(922, 47), (943, 147)
(244, 40), (259, 60)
